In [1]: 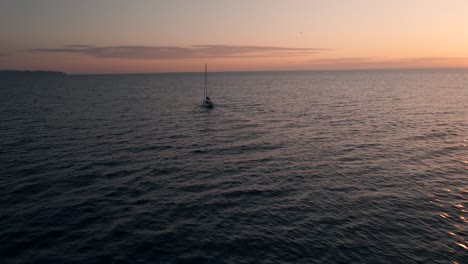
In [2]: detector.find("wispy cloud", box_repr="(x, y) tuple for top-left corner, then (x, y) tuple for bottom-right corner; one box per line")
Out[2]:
(64, 44), (94, 48)
(397, 57), (468, 63)
(29, 45), (328, 60)
(306, 56), (468, 69)
(308, 57), (382, 64)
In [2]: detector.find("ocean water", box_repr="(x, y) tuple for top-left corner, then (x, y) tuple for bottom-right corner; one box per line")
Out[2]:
(0, 69), (467, 263)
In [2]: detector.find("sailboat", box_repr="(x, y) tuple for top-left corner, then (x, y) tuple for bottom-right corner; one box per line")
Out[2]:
(202, 64), (214, 108)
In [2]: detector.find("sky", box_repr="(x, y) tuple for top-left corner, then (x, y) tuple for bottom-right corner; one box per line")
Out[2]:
(1, 0), (468, 74)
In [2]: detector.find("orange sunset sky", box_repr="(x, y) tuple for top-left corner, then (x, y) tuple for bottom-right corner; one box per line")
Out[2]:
(1, 0), (468, 74)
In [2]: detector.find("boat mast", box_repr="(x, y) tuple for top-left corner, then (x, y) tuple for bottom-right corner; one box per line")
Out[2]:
(204, 64), (208, 99)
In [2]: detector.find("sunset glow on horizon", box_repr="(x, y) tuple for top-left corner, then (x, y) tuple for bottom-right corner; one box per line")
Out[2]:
(2, 0), (468, 74)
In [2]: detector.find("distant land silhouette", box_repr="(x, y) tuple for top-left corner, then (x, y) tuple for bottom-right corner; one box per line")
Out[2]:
(0, 70), (67, 76)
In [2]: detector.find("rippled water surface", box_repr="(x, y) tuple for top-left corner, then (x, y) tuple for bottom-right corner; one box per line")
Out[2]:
(1, 70), (467, 263)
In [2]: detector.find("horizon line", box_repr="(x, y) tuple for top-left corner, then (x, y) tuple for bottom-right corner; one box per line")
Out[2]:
(62, 66), (468, 76)
(3, 67), (468, 76)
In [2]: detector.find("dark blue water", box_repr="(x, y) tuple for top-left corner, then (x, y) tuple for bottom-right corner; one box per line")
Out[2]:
(1, 70), (467, 263)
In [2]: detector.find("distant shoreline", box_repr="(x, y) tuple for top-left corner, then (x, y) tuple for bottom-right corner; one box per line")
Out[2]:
(1, 68), (468, 77)
(0, 70), (67, 76)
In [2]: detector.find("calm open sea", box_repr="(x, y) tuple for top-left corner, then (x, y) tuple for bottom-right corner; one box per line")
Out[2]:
(0, 69), (467, 263)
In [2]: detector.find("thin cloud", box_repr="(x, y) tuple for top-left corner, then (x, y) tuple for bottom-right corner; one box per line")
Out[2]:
(306, 56), (468, 68)
(64, 44), (94, 48)
(398, 57), (468, 62)
(309, 57), (381, 64)
(29, 45), (328, 60)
